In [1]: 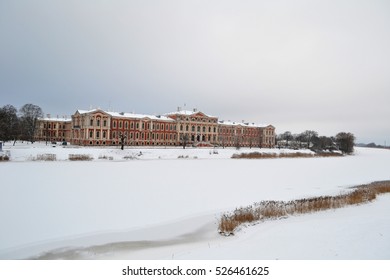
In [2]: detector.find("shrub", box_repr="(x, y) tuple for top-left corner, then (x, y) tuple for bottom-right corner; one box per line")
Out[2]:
(0, 154), (10, 161)
(123, 155), (137, 160)
(35, 154), (57, 161)
(178, 155), (189, 159)
(98, 155), (113, 160)
(68, 154), (93, 161)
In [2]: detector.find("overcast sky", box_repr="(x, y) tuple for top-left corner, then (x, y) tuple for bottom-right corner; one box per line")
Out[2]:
(1, 0), (389, 143)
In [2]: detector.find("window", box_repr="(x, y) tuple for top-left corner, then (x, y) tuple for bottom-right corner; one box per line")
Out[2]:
(125, 122), (128, 129)
(113, 121), (116, 128)
(97, 119), (100, 127)
(103, 120), (107, 127)
(90, 119), (93, 126)
(131, 122), (134, 129)
(119, 121), (122, 128)
(103, 131), (106, 138)
(89, 131), (93, 138)
(96, 131), (100, 138)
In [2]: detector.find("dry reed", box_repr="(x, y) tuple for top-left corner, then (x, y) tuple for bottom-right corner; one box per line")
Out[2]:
(218, 181), (390, 235)
(232, 151), (342, 159)
(68, 154), (93, 161)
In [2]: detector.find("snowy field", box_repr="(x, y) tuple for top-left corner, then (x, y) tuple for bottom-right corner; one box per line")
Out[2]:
(0, 142), (389, 260)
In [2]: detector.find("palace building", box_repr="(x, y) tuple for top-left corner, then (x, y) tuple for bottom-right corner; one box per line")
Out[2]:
(36, 107), (275, 148)
(35, 114), (72, 143)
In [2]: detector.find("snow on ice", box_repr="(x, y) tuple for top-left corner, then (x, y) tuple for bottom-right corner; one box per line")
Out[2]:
(0, 142), (389, 259)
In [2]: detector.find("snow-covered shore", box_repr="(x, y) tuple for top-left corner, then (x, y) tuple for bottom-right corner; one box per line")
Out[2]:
(0, 143), (389, 259)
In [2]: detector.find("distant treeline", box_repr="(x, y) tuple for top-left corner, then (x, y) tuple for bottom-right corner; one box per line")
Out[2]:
(356, 142), (389, 149)
(276, 130), (355, 154)
(0, 103), (43, 144)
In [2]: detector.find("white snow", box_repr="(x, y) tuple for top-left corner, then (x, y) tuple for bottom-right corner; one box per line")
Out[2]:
(0, 142), (389, 259)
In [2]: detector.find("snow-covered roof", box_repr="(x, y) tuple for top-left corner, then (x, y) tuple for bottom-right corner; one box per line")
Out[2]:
(39, 117), (72, 122)
(75, 109), (175, 122)
(107, 111), (174, 122)
(218, 120), (273, 128)
(164, 110), (217, 118)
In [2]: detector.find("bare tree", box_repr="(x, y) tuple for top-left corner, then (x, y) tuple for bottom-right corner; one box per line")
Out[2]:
(19, 104), (43, 143)
(302, 130), (318, 149)
(281, 131), (293, 148)
(234, 135), (241, 150)
(0, 104), (19, 143)
(336, 132), (355, 154)
(119, 132), (126, 150)
(181, 133), (189, 149)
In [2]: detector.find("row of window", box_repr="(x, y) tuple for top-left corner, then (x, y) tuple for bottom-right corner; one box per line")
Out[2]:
(89, 130), (178, 141)
(43, 123), (67, 129)
(176, 116), (218, 123)
(179, 124), (217, 133)
(219, 128), (260, 135)
(42, 131), (66, 137)
(112, 121), (176, 131)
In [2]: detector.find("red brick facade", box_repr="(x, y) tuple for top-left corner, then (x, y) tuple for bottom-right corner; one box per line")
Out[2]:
(36, 108), (275, 148)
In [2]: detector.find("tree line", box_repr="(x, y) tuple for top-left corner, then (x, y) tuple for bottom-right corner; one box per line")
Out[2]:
(277, 130), (355, 154)
(1, 103), (356, 154)
(0, 103), (43, 144)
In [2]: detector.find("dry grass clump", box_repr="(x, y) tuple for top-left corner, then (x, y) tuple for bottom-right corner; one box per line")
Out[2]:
(0, 154), (10, 161)
(232, 151), (342, 159)
(98, 155), (113, 160)
(218, 180), (390, 236)
(68, 154), (93, 161)
(314, 152), (343, 157)
(365, 181), (390, 195)
(232, 152), (278, 159)
(35, 154), (57, 161)
(279, 152), (314, 158)
(178, 155), (190, 159)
